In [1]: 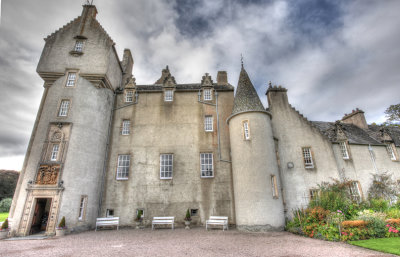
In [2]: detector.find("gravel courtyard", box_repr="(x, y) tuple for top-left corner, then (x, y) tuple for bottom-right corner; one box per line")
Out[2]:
(0, 228), (394, 257)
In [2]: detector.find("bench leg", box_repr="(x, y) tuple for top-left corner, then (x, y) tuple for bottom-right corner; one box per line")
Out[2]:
(152, 224), (154, 230)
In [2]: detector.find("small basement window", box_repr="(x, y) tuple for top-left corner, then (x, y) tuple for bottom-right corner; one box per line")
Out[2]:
(190, 209), (199, 216)
(106, 209), (114, 217)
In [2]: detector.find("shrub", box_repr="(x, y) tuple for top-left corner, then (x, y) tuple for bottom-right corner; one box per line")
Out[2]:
(57, 216), (66, 228)
(385, 208), (400, 219)
(367, 172), (397, 201)
(386, 219), (400, 225)
(0, 198), (12, 212)
(342, 220), (367, 228)
(317, 223), (340, 241)
(369, 198), (389, 212)
(184, 209), (191, 221)
(1, 218), (8, 230)
(305, 206), (329, 224)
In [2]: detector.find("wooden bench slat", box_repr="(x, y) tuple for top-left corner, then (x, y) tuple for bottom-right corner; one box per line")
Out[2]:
(206, 216), (228, 231)
(95, 217), (119, 231)
(152, 216), (175, 230)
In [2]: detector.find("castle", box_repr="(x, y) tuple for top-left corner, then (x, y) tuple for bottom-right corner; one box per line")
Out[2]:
(9, 4), (400, 236)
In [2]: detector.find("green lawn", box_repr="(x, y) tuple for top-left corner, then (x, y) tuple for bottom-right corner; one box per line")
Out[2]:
(349, 237), (400, 256)
(0, 212), (8, 222)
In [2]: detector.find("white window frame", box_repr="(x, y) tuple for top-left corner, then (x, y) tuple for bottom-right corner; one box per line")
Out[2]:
(125, 90), (133, 103)
(164, 90), (173, 102)
(116, 154), (130, 180)
(58, 100), (70, 117)
(50, 144), (59, 161)
(309, 189), (320, 202)
(302, 147), (314, 169)
(78, 195), (87, 221)
(386, 143), (397, 161)
(66, 72), (76, 87)
(243, 120), (250, 140)
(349, 181), (362, 203)
(339, 141), (349, 159)
(204, 115), (213, 132)
(74, 40), (84, 52)
(271, 175), (279, 198)
(121, 120), (130, 135)
(200, 153), (213, 178)
(203, 89), (212, 101)
(160, 154), (173, 179)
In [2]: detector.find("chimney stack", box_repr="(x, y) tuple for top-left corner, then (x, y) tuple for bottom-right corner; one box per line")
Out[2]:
(81, 4), (98, 19)
(341, 108), (368, 129)
(217, 71), (228, 85)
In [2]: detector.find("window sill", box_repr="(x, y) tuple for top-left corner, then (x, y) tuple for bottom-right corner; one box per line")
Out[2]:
(69, 51), (84, 57)
(116, 178), (129, 181)
(201, 176), (214, 178)
(160, 177), (173, 180)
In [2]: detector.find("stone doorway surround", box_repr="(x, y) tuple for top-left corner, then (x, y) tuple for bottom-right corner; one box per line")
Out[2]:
(17, 186), (64, 236)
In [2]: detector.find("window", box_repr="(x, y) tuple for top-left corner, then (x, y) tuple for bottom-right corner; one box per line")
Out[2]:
(190, 209), (199, 216)
(243, 121), (250, 140)
(302, 147), (314, 169)
(386, 143), (397, 160)
(200, 153), (213, 177)
(349, 181), (362, 203)
(66, 72), (76, 87)
(116, 154), (130, 180)
(204, 89), (212, 101)
(136, 209), (144, 218)
(125, 90), (133, 102)
(339, 141), (349, 159)
(121, 120), (130, 135)
(106, 209), (114, 217)
(204, 115), (213, 132)
(74, 40), (83, 52)
(164, 90), (173, 101)
(160, 154), (173, 179)
(309, 189), (320, 202)
(78, 196), (87, 221)
(50, 144), (59, 161)
(58, 100), (70, 117)
(271, 175), (279, 198)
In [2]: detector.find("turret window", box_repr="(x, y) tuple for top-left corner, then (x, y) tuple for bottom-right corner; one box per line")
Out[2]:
(204, 89), (212, 101)
(200, 153), (213, 177)
(66, 72), (77, 87)
(271, 175), (279, 198)
(74, 40), (84, 52)
(339, 141), (350, 159)
(302, 147), (314, 169)
(349, 181), (362, 203)
(243, 120), (250, 140)
(78, 195), (88, 221)
(58, 100), (70, 117)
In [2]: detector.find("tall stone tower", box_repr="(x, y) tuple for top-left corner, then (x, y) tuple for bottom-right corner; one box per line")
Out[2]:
(9, 4), (127, 235)
(227, 66), (284, 231)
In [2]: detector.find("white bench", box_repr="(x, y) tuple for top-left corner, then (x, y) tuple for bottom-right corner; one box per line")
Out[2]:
(95, 217), (119, 231)
(206, 216), (228, 231)
(152, 217), (174, 230)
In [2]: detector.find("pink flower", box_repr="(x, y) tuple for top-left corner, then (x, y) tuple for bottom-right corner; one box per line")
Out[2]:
(386, 224), (391, 227)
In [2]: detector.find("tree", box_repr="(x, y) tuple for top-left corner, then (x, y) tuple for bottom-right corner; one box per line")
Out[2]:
(385, 104), (400, 124)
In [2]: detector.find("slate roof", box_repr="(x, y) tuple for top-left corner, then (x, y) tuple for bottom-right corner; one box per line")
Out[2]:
(231, 67), (265, 115)
(311, 121), (400, 146)
(135, 83), (234, 92)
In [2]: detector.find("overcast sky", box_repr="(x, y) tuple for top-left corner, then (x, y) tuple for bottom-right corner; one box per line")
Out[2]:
(0, 0), (399, 170)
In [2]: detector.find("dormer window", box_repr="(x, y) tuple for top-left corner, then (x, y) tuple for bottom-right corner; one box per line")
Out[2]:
(125, 90), (133, 103)
(74, 40), (84, 52)
(165, 90), (173, 101)
(204, 89), (212, 101)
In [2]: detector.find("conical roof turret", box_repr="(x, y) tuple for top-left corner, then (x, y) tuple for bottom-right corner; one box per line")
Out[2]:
(231, 67), (265, 115)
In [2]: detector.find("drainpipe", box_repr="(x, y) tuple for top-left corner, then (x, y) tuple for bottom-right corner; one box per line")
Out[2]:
(368, 144), (378, 173)
(198, 90), (231, 163)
